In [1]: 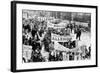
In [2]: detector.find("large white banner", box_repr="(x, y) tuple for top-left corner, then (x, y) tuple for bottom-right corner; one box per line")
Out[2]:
(54, 41), (79, 52)
(54, 42), (69, 51)
(51, 33), (72, 42)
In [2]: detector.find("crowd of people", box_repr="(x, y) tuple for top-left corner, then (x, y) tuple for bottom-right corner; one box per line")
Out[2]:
(22, 17), (91, 63)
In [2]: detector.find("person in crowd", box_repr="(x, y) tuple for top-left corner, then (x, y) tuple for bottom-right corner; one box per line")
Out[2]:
(22, 57), (26, 63)
(76, 52), (79, 60)
(49, 50), (55, 61)
(86, 46), (91, 59)
(23, 27), (32, 45)
(62, 52), (67, 61)
(70, 23), (73, 33)
(55, 51), (60, 61)
(23, 23), (31, 32)
(88, 46), (91, 58)
(31, 48), (43, 62)
(31, 28), (37, 39)
(76, 27), (81, 40)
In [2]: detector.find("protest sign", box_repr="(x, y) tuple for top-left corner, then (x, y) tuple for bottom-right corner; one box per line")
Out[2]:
(22, 45), (32, 62)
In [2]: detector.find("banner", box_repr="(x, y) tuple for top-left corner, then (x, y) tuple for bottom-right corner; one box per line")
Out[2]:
(51, 33), (72, 42)
(47, 21), (67, 29)
(54, 42), (79, 52)
(54, 42), (69, 51)
(22, 45), (32, 62)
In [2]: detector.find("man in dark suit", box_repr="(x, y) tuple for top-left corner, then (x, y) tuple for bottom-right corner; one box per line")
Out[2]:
(76, 28), (81, 40)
